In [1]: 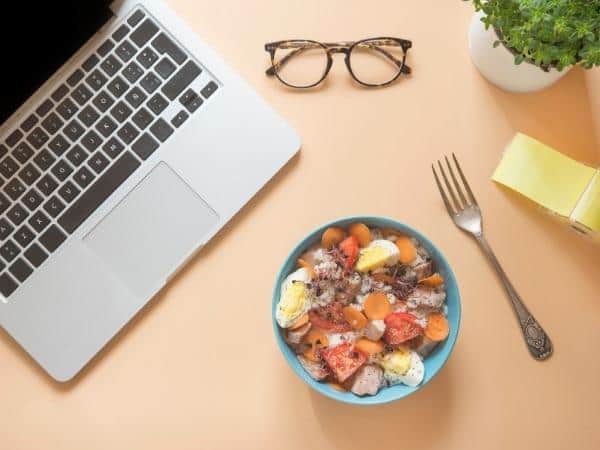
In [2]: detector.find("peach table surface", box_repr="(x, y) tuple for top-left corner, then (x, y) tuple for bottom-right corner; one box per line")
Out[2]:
(2, 1), (600, 449)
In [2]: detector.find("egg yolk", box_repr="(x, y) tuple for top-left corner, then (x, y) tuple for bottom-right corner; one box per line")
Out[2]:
(279, 281), (307, 321)
(356, 246), (389, 272)
(381, 350), (412, 376)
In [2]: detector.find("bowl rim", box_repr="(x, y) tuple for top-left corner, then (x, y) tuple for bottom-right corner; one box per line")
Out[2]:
(272, 216), (461, 405)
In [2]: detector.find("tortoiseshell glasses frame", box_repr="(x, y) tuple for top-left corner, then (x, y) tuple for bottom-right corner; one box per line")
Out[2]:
(264, 37), (412, 88)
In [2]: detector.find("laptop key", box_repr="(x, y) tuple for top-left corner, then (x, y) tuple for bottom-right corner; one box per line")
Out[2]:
(0, 273), (18, 297)
(107, 76), (129, 98)
(14, 226), (35, 248)
(43, 196), (66, 218)
(122, 61), (144, 83)
(97, 39), (115, 57)
(63, 120), (85, 142)
(26, 127), (49, 149)
(130, 19), (159, 47)
(0, 217), (14, 239)
(128, 9), (145, 27)
(35, 99), (53, 117)
(147, 93), (168, 114)
(124, 86), (147, 109)
(102, 137), (124, 159)
(29, 210), (50, 233)
(66, 69), (84, 87)
(51, 160), (73, 182)
(7, 204), (28, 226)
(36, 174), (59, 196)
(116, 122), (139, 145)
(6, 130), (23, 148)
(201, 81), (219, 99)
(0, 240), (19, 263)
(100, 55), (122, 77)
(131, 133), (159, 160)
(51, 84), (69, 102)
(140, 72), (162, 94)
(162, 60), (201, 100)
(4, 178), (25, 201)
(66, 145), (88, 167)
(39, 225), (66, 253)
(9, 258), (32, 283)
(13, 142), (34, 164)
(132, 107), (153, 129)
(22, 189), (43, 211)
(59, 152), (140, 234)
(0, 145), (6, 159)
(18, 164), (41, 186)
(81, 130), (102, 152)
(179, 89), (203, 112)
(88, 151), (110, 174)
(152, 32), (187, 64)
(33, 149), (56, 171)
(71, 84), (93, 106)
(171, 110), (189, 128)
(92, 90), (115, 113)
(155, 57), (176, 79)
(96, 115), (118, 138)
(56, 97), (79, 120)
(110, 101), (132, 123)
(0, 156), (19, 178)
(112, 24), (130, 42)
(41, 112), (64, 135)
(82, 54), (100, 71)
(149, 118), (173, 143)
(73, 166), (95, 189)
(137, 47), (158, 68)
(85, 69), (108, 91)
(20, 114), (38, 132)
(58, 181), (80, 203)
(77, 105), (100, 127)
(115, 40), (136, 62)
(24, 243), (48, 268)
(48, 134), (70, 156)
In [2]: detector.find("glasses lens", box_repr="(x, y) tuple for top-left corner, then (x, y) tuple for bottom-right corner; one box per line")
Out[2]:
(349, 39), (405, 86)
(273, 41), (328, 87)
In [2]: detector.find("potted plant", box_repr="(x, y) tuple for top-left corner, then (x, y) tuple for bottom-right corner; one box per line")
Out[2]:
(464, 0), (600, 93)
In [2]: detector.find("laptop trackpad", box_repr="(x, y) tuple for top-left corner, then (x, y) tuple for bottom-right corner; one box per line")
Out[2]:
(84, 162), (219, 298)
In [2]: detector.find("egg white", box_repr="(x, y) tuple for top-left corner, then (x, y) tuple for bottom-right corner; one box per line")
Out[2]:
(398, 351), (425, 387)
(276, 268), (312, 328)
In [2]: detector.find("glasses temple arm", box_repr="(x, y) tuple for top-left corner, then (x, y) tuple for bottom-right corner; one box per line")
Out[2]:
(265, 46), (314, 76)
(365, 44), (411, 74)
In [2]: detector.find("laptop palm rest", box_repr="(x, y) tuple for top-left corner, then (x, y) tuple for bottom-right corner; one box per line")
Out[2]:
(84, 162), (219, 298)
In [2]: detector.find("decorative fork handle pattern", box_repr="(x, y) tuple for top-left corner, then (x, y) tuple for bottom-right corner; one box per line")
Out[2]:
(475, 234), (553, 360)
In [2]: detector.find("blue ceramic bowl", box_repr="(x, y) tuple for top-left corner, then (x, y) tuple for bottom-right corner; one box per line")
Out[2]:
(272, 216), (461, 405)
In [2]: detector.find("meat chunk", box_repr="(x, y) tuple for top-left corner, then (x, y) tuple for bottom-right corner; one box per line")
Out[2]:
(413, 335), (439, 358)
(285, 322), (312, 346)
(413, 261), (433, 280)
(406, 286), (446, 309)
(298, 355), (329, 381)
(365, 319), (386, 341)
(350, 364), (384, 396)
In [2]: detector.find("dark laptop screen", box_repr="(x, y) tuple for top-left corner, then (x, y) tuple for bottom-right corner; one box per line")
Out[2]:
(1, 1), (113, 125)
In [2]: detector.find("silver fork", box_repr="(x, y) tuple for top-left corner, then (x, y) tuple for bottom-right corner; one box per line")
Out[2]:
(432, 154), (553, 360)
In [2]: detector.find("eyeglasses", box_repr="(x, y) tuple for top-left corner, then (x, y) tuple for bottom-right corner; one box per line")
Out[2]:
(264, 37), (412, 88)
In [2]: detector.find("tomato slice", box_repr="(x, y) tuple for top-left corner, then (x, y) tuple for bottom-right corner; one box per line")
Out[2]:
(321, 342), (367, 382)
(339, 236), (359, 270)
(383, 312), (423, 345)
(309, 303), (352, 333)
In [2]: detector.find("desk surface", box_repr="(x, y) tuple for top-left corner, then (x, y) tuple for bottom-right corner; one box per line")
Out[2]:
(2, 1), (600, 449)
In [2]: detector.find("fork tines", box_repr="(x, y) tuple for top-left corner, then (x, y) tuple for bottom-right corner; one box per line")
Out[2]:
(432, 153), (478, 216)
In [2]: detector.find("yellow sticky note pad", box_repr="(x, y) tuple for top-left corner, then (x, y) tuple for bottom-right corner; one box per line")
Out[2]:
(492, 133), (596, 217)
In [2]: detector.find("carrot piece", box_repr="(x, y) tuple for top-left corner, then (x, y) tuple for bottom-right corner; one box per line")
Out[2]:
(425, 313), (449, 342)
(303, 347), (319, 362)
(355, 338), (385, 355)
(297, 258), (316, 279)
(349, 223), (371, 247)
(395, 236), (417, 264)
(289, 313), (309, 330)
(342, 306), (368, 330)
(321, 227), (346, 249)
(372, 273), (396, 285)
(328, 382), (348, 392)
(303, 329), (329, 362)
(363, 292), (392, 320)
(419, 273), (444, 287)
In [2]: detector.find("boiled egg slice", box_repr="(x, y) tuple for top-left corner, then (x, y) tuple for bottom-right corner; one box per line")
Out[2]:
(398, 351), (425, 387)
(276, 268), (312, 328)
(356, 239), (400, 272)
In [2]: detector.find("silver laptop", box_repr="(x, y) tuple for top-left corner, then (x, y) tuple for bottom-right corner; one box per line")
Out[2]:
(0, 0), (299, 381)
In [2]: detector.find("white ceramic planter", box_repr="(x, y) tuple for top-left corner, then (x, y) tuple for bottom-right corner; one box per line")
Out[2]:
(468, 12), (571, 93)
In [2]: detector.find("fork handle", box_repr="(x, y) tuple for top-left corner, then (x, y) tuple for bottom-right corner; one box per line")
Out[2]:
(475, 234), (553, 360)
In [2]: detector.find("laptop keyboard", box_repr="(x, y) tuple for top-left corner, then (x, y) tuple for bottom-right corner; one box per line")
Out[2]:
(0, 8), (219, 299)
